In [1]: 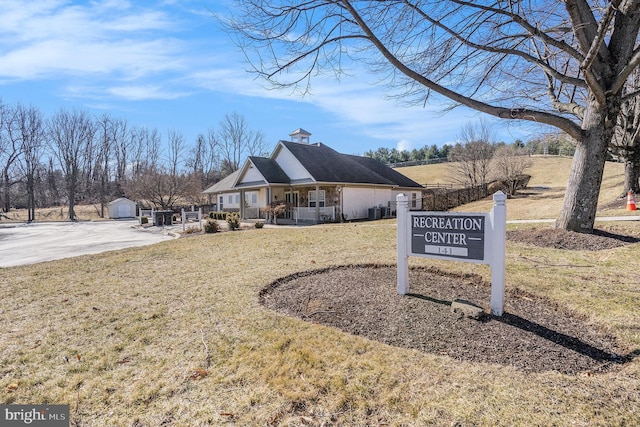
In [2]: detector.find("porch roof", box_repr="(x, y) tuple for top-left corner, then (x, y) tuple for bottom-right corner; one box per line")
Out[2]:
(248, 156), (290, 184)
(203, 169), (241, 194)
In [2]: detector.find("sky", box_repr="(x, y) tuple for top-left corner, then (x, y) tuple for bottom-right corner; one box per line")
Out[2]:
(0, 0), (539, 157)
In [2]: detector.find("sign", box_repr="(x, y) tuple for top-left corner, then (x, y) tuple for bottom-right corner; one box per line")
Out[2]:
(396, 192), (506, 316)
(410, 213), (489, 262)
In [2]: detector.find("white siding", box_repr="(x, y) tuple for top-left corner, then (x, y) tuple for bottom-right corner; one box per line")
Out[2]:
(220, 192), (240, 210)
(274, 146), (313, 181)
(342, 187), (393, 220)
(238, 164), (264, 184)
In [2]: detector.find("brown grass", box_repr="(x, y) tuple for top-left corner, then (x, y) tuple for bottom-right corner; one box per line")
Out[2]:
(2, 204), (108, 222)
(402, 156), (630, 220)
(0, 157), (638, 425)
(1, 222), (639, 426)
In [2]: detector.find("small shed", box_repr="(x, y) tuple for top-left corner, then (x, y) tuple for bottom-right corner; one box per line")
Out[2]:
(108, 198), (137, 219)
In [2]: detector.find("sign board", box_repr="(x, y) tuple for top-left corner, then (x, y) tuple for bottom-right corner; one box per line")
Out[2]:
(396, 192), (506, 316)
(410, 213), (490, 263)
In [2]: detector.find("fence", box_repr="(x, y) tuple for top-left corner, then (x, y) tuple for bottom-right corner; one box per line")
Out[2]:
(421, 184), (489, 211)
(293, 206), (336, 222)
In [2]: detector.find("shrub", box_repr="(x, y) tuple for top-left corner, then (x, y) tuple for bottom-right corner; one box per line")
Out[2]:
(209, 212), (227, 220)
(140, 216), (149, 225)
(261, 202), (289, 224)
(254, 221), (264, 229)
(183, 226), (201, 234)
(204, 219), (220, 233)
(226, 212), (240, 231)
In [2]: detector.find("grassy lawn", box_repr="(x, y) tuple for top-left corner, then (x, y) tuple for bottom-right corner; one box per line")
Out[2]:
(405, 156), (631, 220)
(1, 222), (639, 426)
(1, 156), (639, 425)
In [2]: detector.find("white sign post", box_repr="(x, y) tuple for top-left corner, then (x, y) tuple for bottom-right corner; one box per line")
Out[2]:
(396, 191), (507, 316)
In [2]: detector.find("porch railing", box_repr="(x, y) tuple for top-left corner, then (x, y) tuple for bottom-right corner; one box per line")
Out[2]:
(245, 207), (260, 219)
(293, 206), (335, 222)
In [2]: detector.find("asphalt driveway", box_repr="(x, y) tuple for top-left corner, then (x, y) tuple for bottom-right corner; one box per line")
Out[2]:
(0, 220), (176, 268)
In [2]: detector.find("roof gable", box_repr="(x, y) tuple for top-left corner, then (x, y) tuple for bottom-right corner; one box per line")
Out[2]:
(249, 157), (290, 183)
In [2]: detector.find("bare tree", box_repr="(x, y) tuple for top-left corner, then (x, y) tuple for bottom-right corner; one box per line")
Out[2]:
(188, 131), (221, 188)
(218, 112), (267, 175)
(124, 168), (200, 210)
(448, 121), (495, 193)
(610, 69), (640, 195)
(11, 104), (46, 222)
(167, 129), (186, 176)
(0, 101), (21, 213)
(48, 109), (96, 220)
(226, 1), (640, 232)
(95, 114), (118, 217)
(111, 118), (131, 196)
(492, 145), (533, 196)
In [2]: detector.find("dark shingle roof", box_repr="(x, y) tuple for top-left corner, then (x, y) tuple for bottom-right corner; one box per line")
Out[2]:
(279, 141), (423, 188)
(248, 157), (290, 184)
(347, 155), (423, 188)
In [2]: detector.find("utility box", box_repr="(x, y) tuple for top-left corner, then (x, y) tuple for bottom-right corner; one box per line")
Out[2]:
(153, 210), (174, 226)
(368, 207), (381, 220)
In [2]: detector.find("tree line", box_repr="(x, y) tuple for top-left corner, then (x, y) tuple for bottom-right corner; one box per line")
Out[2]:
(364, 133), (578, 167)
(0, 102), (267, 221)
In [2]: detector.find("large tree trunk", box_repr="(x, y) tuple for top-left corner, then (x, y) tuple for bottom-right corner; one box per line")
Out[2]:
(2, 170), (10, 213)
(623, 149), (640, 196)
(556, 101), (616, 233)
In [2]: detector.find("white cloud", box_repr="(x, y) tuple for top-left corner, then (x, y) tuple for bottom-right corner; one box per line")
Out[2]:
(396, 139), (414, 152)
(107, 85), (191, 100)
(0, 1), (185, 81)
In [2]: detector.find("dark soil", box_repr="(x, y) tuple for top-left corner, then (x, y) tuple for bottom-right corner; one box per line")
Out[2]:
(507, 227), (640, 250)
(260, 228), (638, 374)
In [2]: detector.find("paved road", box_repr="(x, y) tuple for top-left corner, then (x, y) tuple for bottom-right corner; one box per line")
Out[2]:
(0, 220), (176, 268)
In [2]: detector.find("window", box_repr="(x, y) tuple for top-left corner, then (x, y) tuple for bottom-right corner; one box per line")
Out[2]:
(228, 195), (232, 204)
(235, 194), (240, 204)
(411, 192), (417, 208)
(308, 190), (325, 208)
(245, 192), (258, 205)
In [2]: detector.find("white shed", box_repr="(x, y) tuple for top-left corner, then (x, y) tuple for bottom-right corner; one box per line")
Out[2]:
(108, 198), (137, 219)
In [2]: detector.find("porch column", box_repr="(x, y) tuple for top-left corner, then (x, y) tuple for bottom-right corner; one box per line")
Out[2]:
(266, 187), (271, 220)
(315, 184), (320, 223)
(240, 189), (245, 219)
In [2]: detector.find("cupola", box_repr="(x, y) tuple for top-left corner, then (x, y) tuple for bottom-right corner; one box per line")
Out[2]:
(289, 128), (311, 144)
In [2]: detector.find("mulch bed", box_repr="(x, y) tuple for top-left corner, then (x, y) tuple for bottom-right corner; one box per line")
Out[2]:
(507, 227), (640, 250)
(260, 228), (637, 374)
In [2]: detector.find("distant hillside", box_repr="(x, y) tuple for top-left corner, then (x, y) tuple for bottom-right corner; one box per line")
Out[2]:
(395, 156), (627, 221)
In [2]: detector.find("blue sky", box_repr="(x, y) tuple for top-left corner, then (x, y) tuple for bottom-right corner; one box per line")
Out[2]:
(0, 0), (538, 156)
